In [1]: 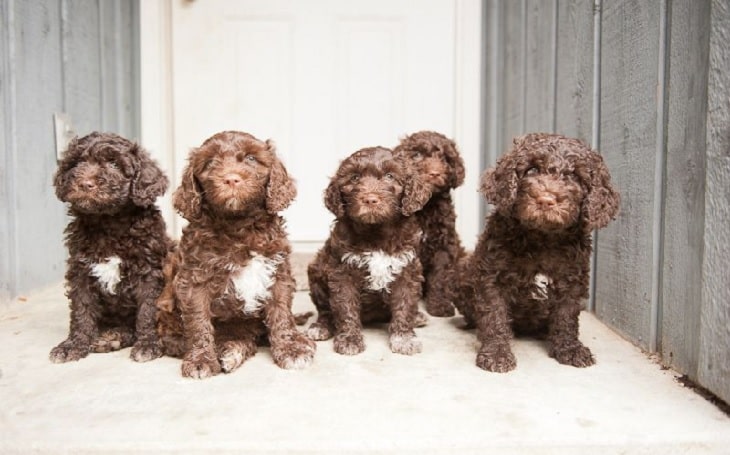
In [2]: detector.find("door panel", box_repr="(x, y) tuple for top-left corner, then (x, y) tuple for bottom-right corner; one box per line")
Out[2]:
(171, 0), (456, 249)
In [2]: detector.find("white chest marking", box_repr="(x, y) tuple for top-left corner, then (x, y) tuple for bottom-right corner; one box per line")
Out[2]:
(342, 250), (415, 292)
(531, 273), (552, 300)
(229, 253), (283, 314)
(90, 256), (122, 295)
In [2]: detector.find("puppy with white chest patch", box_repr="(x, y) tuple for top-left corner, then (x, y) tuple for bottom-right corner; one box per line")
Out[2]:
(307, 146), (431, 355)
(455, 133), (620, 372)
(159, 130), (315, 379)
(50, 132), (171, 363)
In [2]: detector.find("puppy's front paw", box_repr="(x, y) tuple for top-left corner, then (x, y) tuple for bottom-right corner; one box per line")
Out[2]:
(389, 333), (422, 355)
(333, 331), (365, 356)
(130, 340), (163, 362)
(92, 328), (135, 353)
(49, 340), (90, 363)
(218, 340), (256, 373)
(181, 351), (221, 379)
(306, 321), (334, 341)
(476, 343), (516, 373)
(550, 343), (595, 368)
(273, 334), (316, 370)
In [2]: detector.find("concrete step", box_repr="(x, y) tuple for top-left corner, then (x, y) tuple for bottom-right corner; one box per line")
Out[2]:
(1, 284), (728, 454)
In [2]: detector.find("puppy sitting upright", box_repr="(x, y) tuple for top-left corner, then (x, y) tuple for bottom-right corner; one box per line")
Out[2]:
(307, 147), (431, 356)
(168, 131), (315, 379)
(394, 131), (466, 317)
(455, 133), (620, 372)
(50, 132), (170, 363)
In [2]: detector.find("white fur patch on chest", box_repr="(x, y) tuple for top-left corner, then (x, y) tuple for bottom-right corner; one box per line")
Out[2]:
(342, 250), (415, 292)
(531, 273), (553, 300)
(90, 256), (123, 295)
(229, 253), (283, 314)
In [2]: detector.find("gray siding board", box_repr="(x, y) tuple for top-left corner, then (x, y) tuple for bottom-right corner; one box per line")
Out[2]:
(0, 0), (139, 304)
(661, 0), (710, 378)
(1, 0), (16, 303)
(698, 0), (730, 405)
(13, 0), (67, 296)
(500, 0), (526, 151)
(524, 0), (556, 132)
(62, 0), (102, 135)
(555, 0), (594, 142)
(594, 0), (661, 349)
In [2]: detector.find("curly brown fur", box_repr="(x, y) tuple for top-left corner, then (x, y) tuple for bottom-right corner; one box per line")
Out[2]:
(49, 132), (171, 364)
(162, 131), (315, 379)
(307, 147), (431, 356)
(455, 133), (620, 372)
(394, 131), (467, 317)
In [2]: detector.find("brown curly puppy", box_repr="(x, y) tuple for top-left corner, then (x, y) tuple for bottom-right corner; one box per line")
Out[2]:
(307, 147), (431, 356)
(394, 130), (466, 317)
(455, 133), (620, 372)
(166, 131), (315, 379)
(50, 132), (170, 363)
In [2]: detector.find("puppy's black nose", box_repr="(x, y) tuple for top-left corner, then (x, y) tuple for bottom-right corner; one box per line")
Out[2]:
(537, 194), (557, 207)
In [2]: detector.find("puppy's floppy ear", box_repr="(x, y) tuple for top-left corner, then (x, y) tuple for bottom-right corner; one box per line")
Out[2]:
(324, 178), (345, 218)
(479, 146), (520, 216)
(444, 140), (466, 188)
(172, 153), (203, 221)
(130, 144), (169, 207)
(53, 136), (82, 202)
(582, 150), (620, 229)
(401, 172), (432, 216)
(265, 140), (297, 214)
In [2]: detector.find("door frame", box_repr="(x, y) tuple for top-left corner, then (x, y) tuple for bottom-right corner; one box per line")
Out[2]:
(139, 0), (483, 250)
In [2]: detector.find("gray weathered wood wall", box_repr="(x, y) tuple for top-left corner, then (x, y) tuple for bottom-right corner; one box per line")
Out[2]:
(0, 0), (140, 304)
(484, 0), (730, 403)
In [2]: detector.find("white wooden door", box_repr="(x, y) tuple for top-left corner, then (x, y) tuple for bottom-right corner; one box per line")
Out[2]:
(141, 0), (482, 251)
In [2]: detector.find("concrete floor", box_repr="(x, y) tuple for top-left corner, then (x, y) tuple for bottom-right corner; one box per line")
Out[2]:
(1, 283), (729, 454)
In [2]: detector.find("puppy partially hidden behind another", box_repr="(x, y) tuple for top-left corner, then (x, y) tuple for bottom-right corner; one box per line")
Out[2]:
(394, 130), (466, 317)
(455, 133), (620, 372)
(50, 132), (170, 363)
(158, 131), (315, 379)
(307, 147), (431, 356)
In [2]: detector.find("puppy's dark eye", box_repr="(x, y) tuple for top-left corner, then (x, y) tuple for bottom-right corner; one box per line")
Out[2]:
(525, 166), (539, 176)
(412, 152), (423, 161)
(246, 155), (257, 163)
(350, 174), (360, 183)
(383, 173), (395, 181)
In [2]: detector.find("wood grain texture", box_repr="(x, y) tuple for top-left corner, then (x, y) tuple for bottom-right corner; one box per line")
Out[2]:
(555, 0), (594, 142)
(13, 0), (67, 297)
(661, 0), (710, 379)
(523, 0), (556, 132)
(595, 0), (662, 350)
(0, 0), (139, 303)
(500, 0), (526, 152)
(698, 0), (730, 405)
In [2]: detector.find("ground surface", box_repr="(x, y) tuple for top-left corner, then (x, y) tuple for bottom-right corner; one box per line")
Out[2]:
(1, 284), (729, 454)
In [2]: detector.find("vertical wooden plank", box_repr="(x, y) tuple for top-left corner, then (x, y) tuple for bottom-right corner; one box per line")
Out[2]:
(483, 0), (502, 170)
(0, 0), (16, 304)
(595, 0), (662, 350)
(698, 0), (730, 405)
(523, 0), (556, 132)
(62, 0), (102, 134)
(555, 0), (594, 142)
(12, 0), (68, 294)
(99, 0), (120, 133)
(661, 0), (710, 378)
(499, 0), (526, 152)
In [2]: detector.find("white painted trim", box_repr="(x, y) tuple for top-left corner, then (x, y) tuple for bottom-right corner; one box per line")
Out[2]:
(139, 0), (177, 236)
(453, 0), (483, 251)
